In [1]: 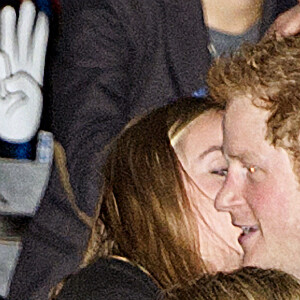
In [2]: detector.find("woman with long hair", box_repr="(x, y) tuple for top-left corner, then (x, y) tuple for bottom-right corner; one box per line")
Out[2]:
(53, 97), (242, 299)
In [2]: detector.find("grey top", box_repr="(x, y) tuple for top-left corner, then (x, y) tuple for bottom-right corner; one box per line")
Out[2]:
(208, 21), (261, 57)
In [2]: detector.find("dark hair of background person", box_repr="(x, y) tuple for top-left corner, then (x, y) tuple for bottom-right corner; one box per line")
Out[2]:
(163, 267), (300, 300)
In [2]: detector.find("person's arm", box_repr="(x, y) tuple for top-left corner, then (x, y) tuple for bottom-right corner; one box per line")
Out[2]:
(8, 1), (133, 299)
(49, 0), (132, 215)
(267, 1), (300, 36)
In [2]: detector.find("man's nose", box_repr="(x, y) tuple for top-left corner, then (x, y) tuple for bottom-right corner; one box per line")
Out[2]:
(215, 170), (244, 212)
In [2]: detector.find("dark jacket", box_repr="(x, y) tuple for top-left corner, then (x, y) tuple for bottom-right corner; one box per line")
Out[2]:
(8, 0), (297, 299)
(56, 257), (160, 300)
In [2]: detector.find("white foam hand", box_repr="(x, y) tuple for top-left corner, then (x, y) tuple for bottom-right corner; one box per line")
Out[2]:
(1, 1), (49, 85)
(0, 1), (49, 142)
(0, 54), (43, 142)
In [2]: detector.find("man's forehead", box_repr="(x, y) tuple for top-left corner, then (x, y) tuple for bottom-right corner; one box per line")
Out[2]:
(226, 95), (265, 116)
(222, 96), (271, 160)
(224, 95), (270, 130)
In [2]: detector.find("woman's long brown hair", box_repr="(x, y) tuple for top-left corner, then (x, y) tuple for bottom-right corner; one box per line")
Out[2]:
(83, 97), (223, 287)
(50, 97), (223, 298)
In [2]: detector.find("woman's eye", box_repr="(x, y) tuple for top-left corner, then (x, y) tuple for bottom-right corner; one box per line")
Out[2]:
(211, 169), (228, 176)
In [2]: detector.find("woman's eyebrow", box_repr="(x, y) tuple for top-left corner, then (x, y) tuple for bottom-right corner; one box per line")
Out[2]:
(199, 146), (222, 159)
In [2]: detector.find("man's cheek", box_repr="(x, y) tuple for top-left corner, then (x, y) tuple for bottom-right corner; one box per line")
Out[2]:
(246, 183), (288, 220)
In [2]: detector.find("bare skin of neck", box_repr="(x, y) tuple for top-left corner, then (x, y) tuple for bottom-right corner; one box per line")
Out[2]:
(201, 0), (263, 35)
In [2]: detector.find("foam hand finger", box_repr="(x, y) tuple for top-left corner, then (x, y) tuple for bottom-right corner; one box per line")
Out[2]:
(0, 6), (17, 73)
(31, 11), (49, 85)
(17, 1), (36, 71)
(0, 51), (11, 81)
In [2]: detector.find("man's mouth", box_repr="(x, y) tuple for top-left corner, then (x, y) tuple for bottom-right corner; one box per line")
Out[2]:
(241, 225), (259, 235)
(236, 225), (259, 245)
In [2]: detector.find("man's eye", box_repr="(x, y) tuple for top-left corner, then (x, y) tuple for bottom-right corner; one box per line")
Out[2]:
(211, 169), (228, 176)
(247, 166), (258, 174)
(246, 165), (265, 182)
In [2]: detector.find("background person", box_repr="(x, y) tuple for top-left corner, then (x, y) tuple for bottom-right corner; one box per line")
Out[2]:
(9, 0), (300, 299)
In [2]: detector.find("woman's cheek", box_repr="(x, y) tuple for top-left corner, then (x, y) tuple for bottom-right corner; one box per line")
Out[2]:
(196, 175), (224, 199)
(196, 207), (243, 272)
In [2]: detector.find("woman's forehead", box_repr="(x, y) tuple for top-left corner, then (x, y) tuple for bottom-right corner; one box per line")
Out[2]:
(170, 109), (222, 148)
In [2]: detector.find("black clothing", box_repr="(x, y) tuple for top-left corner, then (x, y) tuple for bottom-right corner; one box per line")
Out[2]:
(8, 1), (298, 299)
(57, 258), (160, 300)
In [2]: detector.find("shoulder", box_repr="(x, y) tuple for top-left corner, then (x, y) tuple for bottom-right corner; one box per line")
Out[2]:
(59, 0), (166, 20)
(57, 257), (160, 300)
(57, 0), (168, 45)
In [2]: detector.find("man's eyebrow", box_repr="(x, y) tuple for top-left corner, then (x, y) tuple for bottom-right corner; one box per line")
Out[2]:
(226, 151), (261, 162)
(199, 146), (222, 159)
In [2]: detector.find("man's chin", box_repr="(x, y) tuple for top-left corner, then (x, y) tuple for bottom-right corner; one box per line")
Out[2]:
(202, 250), (243, 274)
(242, 238), (300, 280)
(242, 247), (288, 275)
(242, 246), (272, 270)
